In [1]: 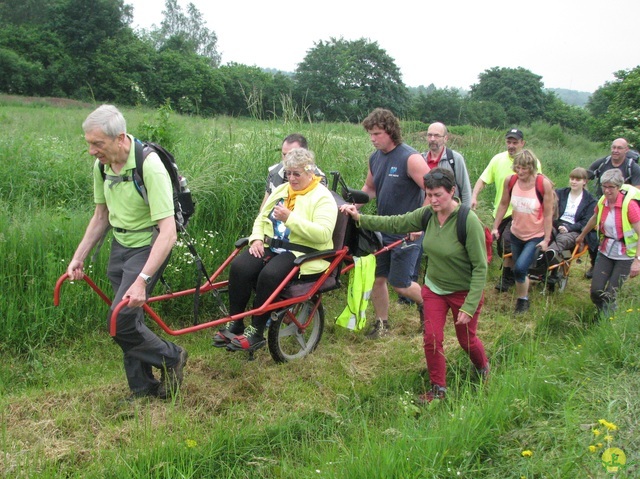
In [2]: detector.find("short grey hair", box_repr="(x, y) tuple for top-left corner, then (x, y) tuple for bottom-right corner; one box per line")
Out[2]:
(600, 168), (624, 187)
(82, 104), (126, 138)
(283, 148), (316, 172)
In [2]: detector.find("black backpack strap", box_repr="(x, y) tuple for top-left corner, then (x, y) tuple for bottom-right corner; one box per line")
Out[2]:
(445, 148), (455, 169)
(456, 204), (470, 246)
(594, 156), (609, 179)
(421, 207), (433, 231)
(133, 140), (150, 204)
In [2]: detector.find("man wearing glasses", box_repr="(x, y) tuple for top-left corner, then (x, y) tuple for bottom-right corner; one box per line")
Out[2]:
(584, 137), (640, 277)
(587, 138), (640, 198)
(423, 122), (472, 207)
(398, 121), (474, 307)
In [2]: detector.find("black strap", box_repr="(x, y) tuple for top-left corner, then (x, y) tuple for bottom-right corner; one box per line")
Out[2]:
(421, 205), (468, 246)
(264, 236), (318, 254)
(113, 226), (155, 234)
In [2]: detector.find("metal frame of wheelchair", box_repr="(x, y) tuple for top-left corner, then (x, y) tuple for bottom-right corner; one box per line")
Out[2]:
(54, 172), (402, 363)
(504, 243), (589, 293)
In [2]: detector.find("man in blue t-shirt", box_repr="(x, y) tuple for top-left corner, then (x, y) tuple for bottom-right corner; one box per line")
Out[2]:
(360, 108), (430, 339)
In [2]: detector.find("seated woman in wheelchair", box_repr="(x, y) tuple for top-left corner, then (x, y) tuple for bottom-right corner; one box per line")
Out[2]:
(541, 167), (597, 266)
(213, 148), (338, 352)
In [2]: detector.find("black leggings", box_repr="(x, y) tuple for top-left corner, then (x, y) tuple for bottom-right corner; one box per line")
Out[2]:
(228, 249), (296, 332)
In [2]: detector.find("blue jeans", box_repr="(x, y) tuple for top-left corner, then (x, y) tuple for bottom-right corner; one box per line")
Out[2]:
(510, 234), (544, 283)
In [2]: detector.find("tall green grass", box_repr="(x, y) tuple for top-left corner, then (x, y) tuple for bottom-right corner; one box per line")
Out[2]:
(1, 98), (639, 478)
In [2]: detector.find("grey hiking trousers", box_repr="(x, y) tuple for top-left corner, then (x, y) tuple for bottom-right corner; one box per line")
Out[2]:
(107, 240), (182, 395)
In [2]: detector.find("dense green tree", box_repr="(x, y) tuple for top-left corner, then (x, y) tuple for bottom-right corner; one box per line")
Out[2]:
(216, 63), (295, 119)
(588, 66), (640, 145)
(0, 0), (55, 26)
(470, 67), (550, 124)
(45, 0), (133, 98)
(150, 0), (220, 67)
(409, 88), (464, 125)
(147, 49), (224, 116)
(463, 100), (507, 129)
(0, 24), (73, 96)
(91, 31), (157, 105)
(295, 37), (409, 122)
(586, 86), (614, 119)
(542, 94), (590, 135)
(48, 0), (131, 59)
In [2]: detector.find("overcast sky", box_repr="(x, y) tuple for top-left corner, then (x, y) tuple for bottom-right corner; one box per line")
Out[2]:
(127, 0), (640, 94)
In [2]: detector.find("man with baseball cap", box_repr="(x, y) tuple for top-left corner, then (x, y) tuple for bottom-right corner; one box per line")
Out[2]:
(471, 129), (541, 292)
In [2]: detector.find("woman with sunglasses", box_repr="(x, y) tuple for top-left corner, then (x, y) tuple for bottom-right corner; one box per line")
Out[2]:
(341, 168), (489, 403)
(213, 148), (338, 352)
(576, 169), (640, 317)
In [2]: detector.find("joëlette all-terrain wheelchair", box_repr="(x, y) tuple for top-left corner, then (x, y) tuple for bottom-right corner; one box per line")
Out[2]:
(501, 238), (589, 293)
(54, 172), (401, 363)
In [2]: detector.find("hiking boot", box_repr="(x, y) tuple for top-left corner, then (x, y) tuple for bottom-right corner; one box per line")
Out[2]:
(495, 267), (515, 292)
(515, 298), (530, 314)
(365, 318), (389, 339)
(417, 384), (446, 404)
(157, 347), (188, 399)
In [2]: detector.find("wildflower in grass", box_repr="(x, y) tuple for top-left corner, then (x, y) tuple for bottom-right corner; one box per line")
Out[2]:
(185, 439), (197, 448)
(589, 445), (598, 453)
(626, 308), (633, 313)
(521, 450), (533, 458)
(592, 428), (601, 437)
(604, 434), (614, 442)
(598, 419), (618, 431)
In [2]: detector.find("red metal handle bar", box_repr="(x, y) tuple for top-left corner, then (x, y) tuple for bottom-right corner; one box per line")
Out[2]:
(54, 273), (112, 307)
(340, 237), (406, 275)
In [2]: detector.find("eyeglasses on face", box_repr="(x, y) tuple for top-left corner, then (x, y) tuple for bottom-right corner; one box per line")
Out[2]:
(426, 133), (444, 139)
(284, 170), (304, 178)
(602, 185), (619, 190)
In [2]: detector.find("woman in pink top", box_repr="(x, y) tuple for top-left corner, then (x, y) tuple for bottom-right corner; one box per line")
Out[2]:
(492, 150), (555, 313)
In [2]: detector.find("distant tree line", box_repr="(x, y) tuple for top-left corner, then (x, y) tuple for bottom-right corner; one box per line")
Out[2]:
(0, 0), (637, 144)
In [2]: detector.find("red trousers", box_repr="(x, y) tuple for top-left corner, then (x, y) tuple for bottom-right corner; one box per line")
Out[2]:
(421, 285), (488, 388)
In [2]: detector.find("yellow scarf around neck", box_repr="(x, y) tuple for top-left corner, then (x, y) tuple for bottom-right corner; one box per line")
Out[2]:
(285, 176), (321, 210)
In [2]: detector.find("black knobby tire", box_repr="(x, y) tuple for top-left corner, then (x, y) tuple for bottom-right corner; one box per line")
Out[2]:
(267, 300), (324, 363)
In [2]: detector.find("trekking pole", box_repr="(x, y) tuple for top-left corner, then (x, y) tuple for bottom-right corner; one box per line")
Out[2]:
(180, 227), (228, 325)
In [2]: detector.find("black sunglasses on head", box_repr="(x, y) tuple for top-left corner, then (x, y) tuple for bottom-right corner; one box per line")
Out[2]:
(425, 171), (447, 180)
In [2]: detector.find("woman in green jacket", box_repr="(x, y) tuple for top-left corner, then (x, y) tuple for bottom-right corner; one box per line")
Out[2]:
(341, 168), (489, 403)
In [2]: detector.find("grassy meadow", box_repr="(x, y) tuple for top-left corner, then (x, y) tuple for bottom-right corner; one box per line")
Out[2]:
(1, 96), (639, 478)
